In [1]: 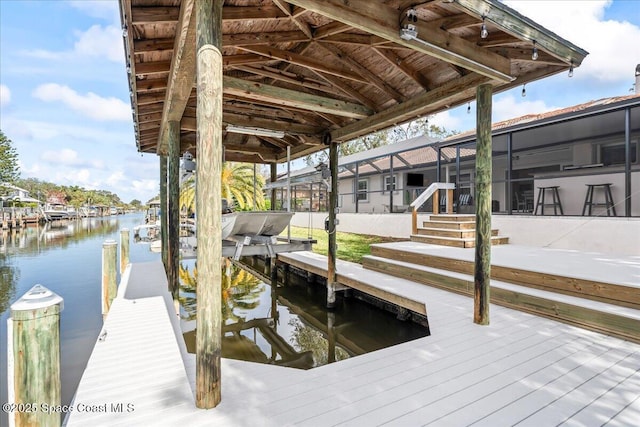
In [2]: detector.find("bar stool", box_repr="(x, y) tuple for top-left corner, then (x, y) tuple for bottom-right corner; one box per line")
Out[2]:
(582, 183), (617, 216)
(534, 186), (563, 215)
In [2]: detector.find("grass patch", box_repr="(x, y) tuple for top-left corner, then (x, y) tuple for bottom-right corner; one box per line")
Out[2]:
(283, 226), (400, 264)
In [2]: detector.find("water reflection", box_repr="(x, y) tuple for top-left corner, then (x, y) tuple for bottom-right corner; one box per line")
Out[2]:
(0, 215), (160, 427)
(179, 257), (429, 369)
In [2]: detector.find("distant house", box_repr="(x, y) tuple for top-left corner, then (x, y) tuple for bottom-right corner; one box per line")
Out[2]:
(0, 183), (42, 205)
(270, 93), (640, 217)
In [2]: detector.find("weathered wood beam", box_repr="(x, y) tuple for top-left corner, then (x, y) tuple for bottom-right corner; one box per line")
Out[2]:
(223, 76), (372, 119)
(233, 65), (347, 99)
(331, 72), (488, 142)
(222, 31), (308, 47)
(313, 22), (350, 39)
(474, 83), (492, 326)
(452, 0), (588, 66)
(195, 0), (222, 409)
(316, 42), (406, 103)
(273, 0), (313, 39)
(285, 0), (513, 82)
(157, 0), (196, 156)
(428, 13), (477, 31)
(327, 138), (338, 308)
(181, 114), (323, 135)
(135, 60), (171, 76)
(134, 38), (175, 53)
(474, 33), (520, 48)
(237, 45), (369, 84)
(137, 92), (164, 105)
(310, 70), (379, 112)
(319, 33), (389, 47)
(222, 5), (287, 21)
(135, 78), (168, 93)
(223, 142), (279, 156)
(139, 120), (161, 131)
(167, 121), (180, 304)
(223, 54), (274, 67)
(374, 47), (432, 90)
(137, 111), (163, 124)
(131, 6), (179, 24)
(489, 46), (566, 66)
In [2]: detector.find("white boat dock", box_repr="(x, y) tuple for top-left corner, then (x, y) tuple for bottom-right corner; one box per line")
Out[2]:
(66, 250), (640, 426)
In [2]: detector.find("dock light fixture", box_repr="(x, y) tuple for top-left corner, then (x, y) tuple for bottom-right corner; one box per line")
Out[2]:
(568, 60), (574, 77)
(226, 125), (285, 138)
(531, 41), (538, 61)
(480, 16), (489, 39)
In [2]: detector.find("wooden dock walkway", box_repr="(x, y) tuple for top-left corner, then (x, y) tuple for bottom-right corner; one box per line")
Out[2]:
(66, 252), (640, 426)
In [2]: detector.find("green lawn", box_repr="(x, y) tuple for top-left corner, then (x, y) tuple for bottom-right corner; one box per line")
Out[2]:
(283, 226), (400, 264)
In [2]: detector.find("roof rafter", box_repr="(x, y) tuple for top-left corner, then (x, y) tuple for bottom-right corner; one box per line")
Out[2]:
(156, 0), (196, 156)
(451, 0), (588, 65)
(223, 76), (373, 119)
(285, 0), (513, 82)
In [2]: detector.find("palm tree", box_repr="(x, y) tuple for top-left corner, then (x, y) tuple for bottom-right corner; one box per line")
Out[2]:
(180, 162), (265, 214)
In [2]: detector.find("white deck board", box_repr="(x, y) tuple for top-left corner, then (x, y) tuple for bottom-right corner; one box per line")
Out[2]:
(66, 252), (640, 426)
(372, 241), (640, 288)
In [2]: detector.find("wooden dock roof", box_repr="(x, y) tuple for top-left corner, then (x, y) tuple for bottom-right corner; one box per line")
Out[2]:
(119, 0), (587, 163)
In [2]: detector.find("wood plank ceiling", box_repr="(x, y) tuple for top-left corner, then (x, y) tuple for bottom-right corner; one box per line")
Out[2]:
(119, 0), (587, 164)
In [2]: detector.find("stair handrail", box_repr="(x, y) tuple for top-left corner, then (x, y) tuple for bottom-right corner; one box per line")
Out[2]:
(410, 182), (456, 234)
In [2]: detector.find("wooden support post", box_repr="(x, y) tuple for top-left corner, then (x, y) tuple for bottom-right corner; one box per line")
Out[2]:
(160, 155), (169, 272)
(102, 239), (117, 316)
(196, 0), (223, 409)
(327, 138), (338, 309)
(9, 285), (63, 427)
(167, 120), (180, 301)
(474, 84), (492, 325)
(270, 163), (277, 210)
(411, 208), (418, 235)
(432, 189), (439, 214)
(120, 228), (130, 274)
(446, 189), (454, 214)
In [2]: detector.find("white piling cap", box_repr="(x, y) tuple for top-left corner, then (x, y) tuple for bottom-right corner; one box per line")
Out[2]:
(11, 284), (64, 312)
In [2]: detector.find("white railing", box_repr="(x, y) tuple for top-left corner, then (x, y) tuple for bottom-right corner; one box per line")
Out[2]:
(410, 182), (456, 234)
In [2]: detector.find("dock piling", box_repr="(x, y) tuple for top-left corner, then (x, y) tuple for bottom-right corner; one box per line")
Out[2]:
(9, 284), (64, 427)
(102, 239), (118, 316)
(120, 228), (130, 274)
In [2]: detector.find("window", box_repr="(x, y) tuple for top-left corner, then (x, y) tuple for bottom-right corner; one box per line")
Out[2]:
(600, 143), (637, 166)
(356, 179), (368, 202)
(384, 175), (397, 191)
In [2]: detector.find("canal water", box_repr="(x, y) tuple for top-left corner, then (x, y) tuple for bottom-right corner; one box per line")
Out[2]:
(1, 213), (428, 424)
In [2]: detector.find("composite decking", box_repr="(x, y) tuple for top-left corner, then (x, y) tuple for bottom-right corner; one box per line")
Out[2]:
(66, 253), (640, 426)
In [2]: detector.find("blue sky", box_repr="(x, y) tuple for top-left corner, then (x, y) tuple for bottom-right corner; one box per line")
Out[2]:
(1, 1), (639, 203)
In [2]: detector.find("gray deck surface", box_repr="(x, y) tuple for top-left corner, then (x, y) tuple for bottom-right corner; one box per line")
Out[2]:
(66, 251), (640, 426)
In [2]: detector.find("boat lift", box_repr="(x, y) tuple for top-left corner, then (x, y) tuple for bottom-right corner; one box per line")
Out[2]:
(180, 233), (316, 261)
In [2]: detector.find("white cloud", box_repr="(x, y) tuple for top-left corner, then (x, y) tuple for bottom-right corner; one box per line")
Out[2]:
(0, 84), (11, 106)
(492, 95), (557, 123)
(67, 1), (121, 24)
(32, 83), (130, 121)
(73, 25), (125, 63)
(40, 148), (105, 169)
(21, 25), (124, 64)
(430, 110), (462, 132)
(504, 1), (640, 83)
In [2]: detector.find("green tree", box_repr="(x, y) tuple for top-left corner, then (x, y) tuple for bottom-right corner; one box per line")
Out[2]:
(0, 130), (20, 183)
(180, 162), (265, 213)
